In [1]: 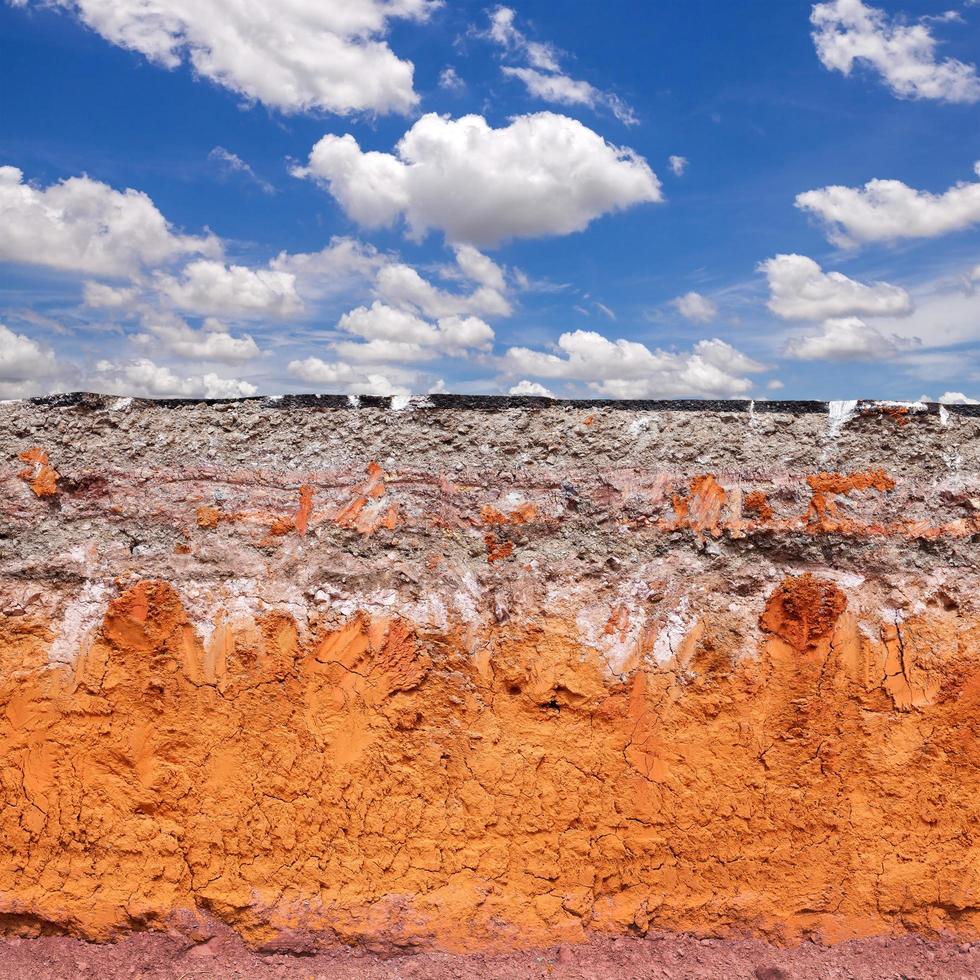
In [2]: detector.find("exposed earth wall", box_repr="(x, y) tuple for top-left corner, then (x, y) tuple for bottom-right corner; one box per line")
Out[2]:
(2, 395), (979, 953)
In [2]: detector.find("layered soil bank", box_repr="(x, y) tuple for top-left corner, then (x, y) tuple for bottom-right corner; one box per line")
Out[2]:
(1, 395), (979, 954)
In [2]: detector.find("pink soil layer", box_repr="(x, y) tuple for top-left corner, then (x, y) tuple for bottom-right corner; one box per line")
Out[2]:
(1, 931), (979, 979)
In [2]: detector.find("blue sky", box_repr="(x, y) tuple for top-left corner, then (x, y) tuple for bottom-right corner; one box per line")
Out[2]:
(1, 0), (979, 400)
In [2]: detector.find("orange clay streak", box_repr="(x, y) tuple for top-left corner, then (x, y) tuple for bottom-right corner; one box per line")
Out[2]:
(17, 447), (59, 498)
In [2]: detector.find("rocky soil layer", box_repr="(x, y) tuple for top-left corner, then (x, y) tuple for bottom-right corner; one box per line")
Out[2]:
(1, 394), (979, 953)
(3, 929), (980, 979)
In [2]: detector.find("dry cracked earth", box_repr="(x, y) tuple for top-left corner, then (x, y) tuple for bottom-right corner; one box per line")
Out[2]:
(1, 394), (979, 978)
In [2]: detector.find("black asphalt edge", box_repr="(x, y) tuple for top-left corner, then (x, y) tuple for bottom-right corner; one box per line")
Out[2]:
(15, 393), (980, 417)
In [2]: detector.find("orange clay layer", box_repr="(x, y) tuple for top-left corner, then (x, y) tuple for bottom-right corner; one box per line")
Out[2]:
(1, 575), (979, 952)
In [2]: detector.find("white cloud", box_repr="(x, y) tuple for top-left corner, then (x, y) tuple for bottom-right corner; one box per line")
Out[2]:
(269, 237), (384, 301)
(374, 246), (511, 319)
(668, 155), (688, 177)
(760, 253), (913, 320)
(487, 6), (560, 71)
(0, 323), (58, 383)
(295, 112), (661, 246)
(156, 259), (303, 317)
(672, 291), (718, 323)
(796, 162), (980, 246)
(811, 0), (980, 103)
(501, 68), (637, 125)
(287, 357), (413, 396)
(338, 301), (494, 354)
(83, 281), (139, 308)
(135, 314), (260, 363)
(339, 302), (439, 345)
(501, 66), (595, 105)
(452, 244), (507, 293)
(778, 262), (980, 352)
(487, 7), (637, 124)
(331, 339), (432, 364)
(208, 147), (274, 194)
(438, 314), (496, 352)
(503, 330), (765, 398)
(438, 67), (465, 92)
(939, 391), (979, 404)
(509, 379), (554, 397)
(13, 0), (437, 116)
(91, 358), (257, 398)
(295, 133), (412, 228)
(0, 165), (218, 276)
(784, 316), (916, 361)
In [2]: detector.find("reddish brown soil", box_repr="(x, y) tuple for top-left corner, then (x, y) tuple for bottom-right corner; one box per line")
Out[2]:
(1, 931), (978, 979)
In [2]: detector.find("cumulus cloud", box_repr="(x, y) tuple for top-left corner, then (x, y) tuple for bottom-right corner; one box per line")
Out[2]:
(796, 162), (980, 246)
(338, 302), (494, 356)
(668, 155), (688, 177)
(508, 379), (554, 397)
(811, 0), (980, 103)
(269, 238), (385, 301)
(672, 291), (718, 323)
(11, 0), (437, 115)
(135, 314), (260, 364)
(859, 275), (980, 351)
(0, 323), (58, 385)
(155, 259), (303, 318)
(487, 7), (637, 125)
(287, 357), (414, 396)
(91, 358), (257, 398)
(286, 244), (510, 391)
(375, 246), (511, 319)
(939, 391), (979, 404)
(88, 358), (255, 397)
(503, 330), (766, 398)
(83, 281), (139, 309)
(294, 112), (661, 246)
(0, 165), (218, 276)
(784, 316), (916, 361)
(760, 253), (913, 320)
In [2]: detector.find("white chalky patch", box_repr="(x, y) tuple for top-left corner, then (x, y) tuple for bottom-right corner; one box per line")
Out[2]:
(829, 571), (865, 590)
(828, 400), (858, 436)
(873, 400), (927, 414)
(652, 598), (696, 666)
(179, 578), (311, 646)
(575, 600), (648, 677)
(49, 582), (111, 665)
(390, 394), (434, 412)
(626, 415), (653, 437)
